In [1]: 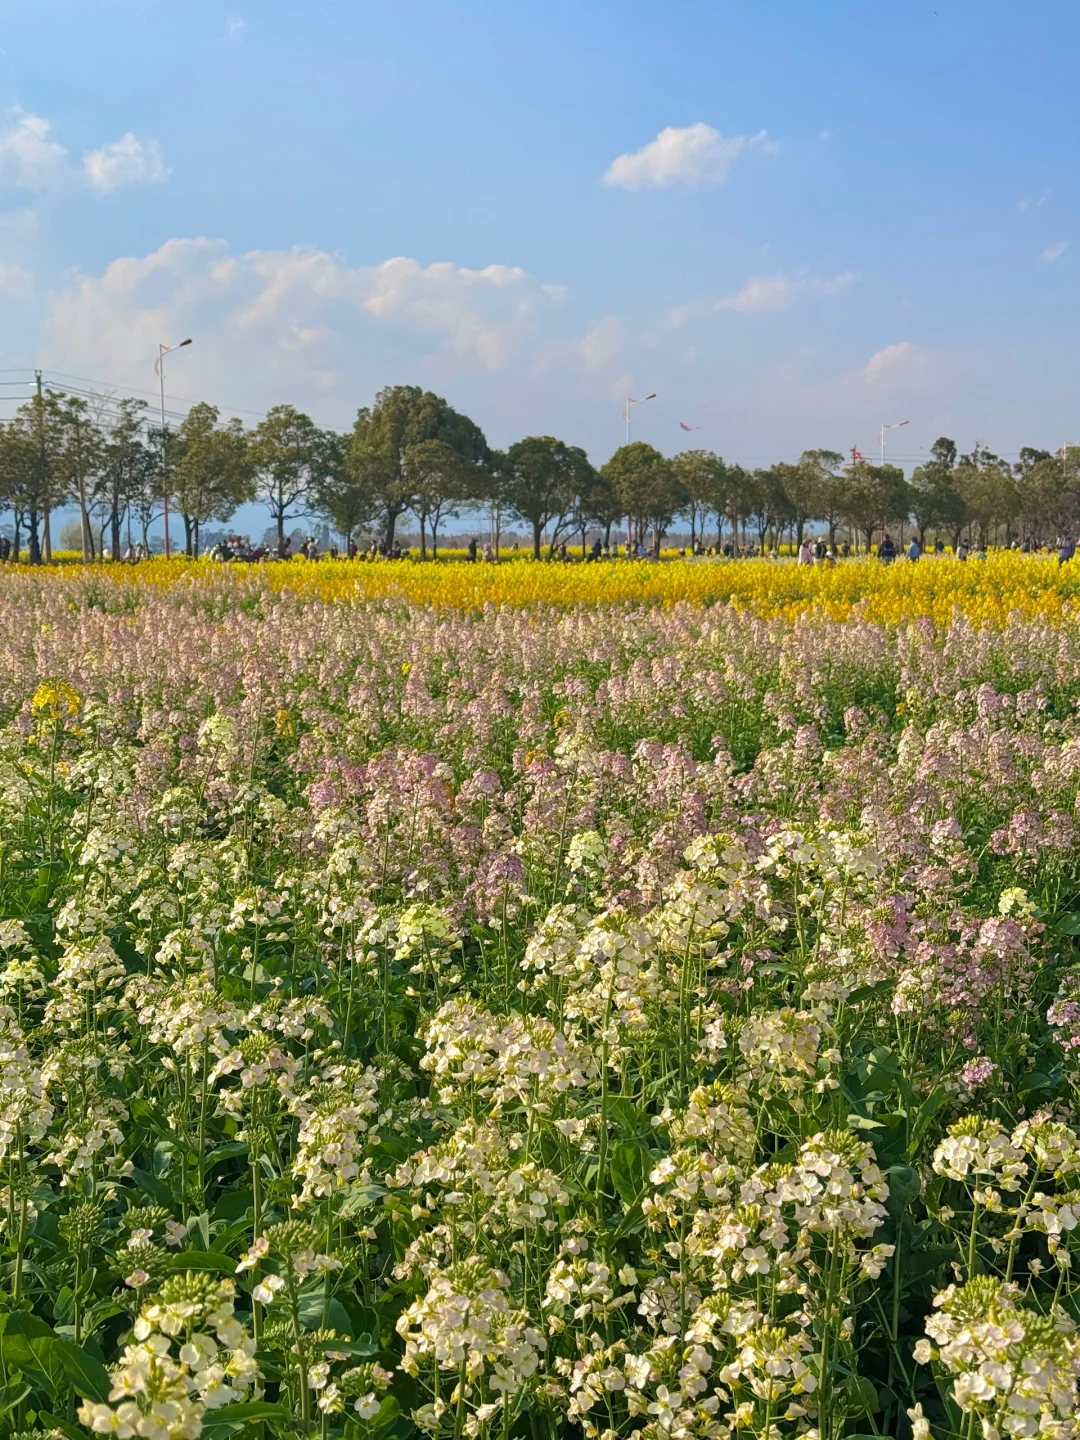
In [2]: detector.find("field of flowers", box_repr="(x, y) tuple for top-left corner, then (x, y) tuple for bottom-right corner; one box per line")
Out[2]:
(3, 558), (1080, 1440)
(26, 548), (1080, 626)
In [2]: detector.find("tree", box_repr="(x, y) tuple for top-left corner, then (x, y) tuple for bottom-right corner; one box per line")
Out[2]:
(799, 450), (846, 545)
(405, 439), (480, 559)
(0, 422), (37, 560)
(502, 436), (593, 559)
(348, 386), (488, 551)
(1022, 450), (1080, 543)
(909, 437), (964, 547)
(171, 404), (253, 556)
(6, 391), (67, 563)
(578, 467), (622, 550)
(776, 455), (823, 547)
(723, 464), (751, 549)
(249, 405), (322, 551)
(565, 460), (607, 556)
(954, 443), (1018, 548)
(746, 467), (793, 552)
(602, 443), (687, 556)
(671, 450), (726, 549)
(841, 462), (910, 552)
(96, 400), (153, 560)
(56, 396), (104, 561)
(310, 430), (372, 547)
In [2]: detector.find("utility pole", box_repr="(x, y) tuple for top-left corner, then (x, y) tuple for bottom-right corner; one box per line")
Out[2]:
(155, 338), (193, 560)
(33, 370), (46, 565)
(34, 371), (53, 561)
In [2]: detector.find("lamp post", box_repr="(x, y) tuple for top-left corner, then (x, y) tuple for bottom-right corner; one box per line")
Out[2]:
(878, 418), (909, 465)
(623, 392), (656, 446)
(154, 339), (192, 559)
(622, 394), (656, 551)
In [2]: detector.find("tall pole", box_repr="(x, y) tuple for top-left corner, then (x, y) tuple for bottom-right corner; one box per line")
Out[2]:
(880, 419), (909, 466)
(156, 339), (192, 560)
(35, 370), (54, 564)
(159, 346), (170, 561)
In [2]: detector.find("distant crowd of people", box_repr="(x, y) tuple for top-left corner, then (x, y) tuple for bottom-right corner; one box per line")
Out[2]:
(3, 528), (1074, 566)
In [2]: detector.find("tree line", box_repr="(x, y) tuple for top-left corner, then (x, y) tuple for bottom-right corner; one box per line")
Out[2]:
(0, 381), (1076, 562)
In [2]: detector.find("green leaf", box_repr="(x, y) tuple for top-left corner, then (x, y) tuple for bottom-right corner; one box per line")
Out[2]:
(297, 1287), (352, 1336)
(201, 1400), (292, 1439)
(610, 1142), (646, 1206)
(160, 1252), (237, 1275)
(205, 1142), (250, 1169)
(910, 1085), (948, 1151)
(903, 1244), (956, 1281)
(127, 1166), (174, 1206)
(842, 1375), (880, 1417)
(312, 1333), (378, 1357)
(52, 1335), (112, 1401)
(0, 1378), (30, 1417)
(885, 1164), (921, 1214)
(38, 1410), (89, 1440)
(205, 1401), (292, 1421)
(337, 1182), (387, 1218)
(0, 1313), (66, 1403)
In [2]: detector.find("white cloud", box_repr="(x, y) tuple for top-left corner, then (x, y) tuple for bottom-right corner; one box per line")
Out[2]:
(1041, 240), (1068, 264)
(602, 123), (777, 190)
(0, 111), (168, 194)
(862, 340), (927, 385)
(819, 129), (833, 142)
(0, 110), (67, 191)
(1019, 186), (1051, 213)
(41, 239), (571, 414)
(83, 134), (169, 192)
(225, 14), (246, 42)
(0, 260), (32, 298)
(669, 270), (854, 323)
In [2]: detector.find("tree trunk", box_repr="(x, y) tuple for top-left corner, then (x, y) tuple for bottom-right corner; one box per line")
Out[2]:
(78, 480), (91, 561)
(418, 517), (427, 561)
(43, 505), (51, 563)
(276, 512), (285, 550)
(27, 509), (40, 565)
(183, 512), (194, 558)
(194, 518), (200, 559)
(384, 506), (401, 551)
(532, 519), (542, 561)
(111, 505), (121, 563)
(431, 521), (440, 559)
(12, 513), (20, 562)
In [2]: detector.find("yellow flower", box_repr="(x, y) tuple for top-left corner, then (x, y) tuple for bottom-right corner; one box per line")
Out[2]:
(30, 681), (82, 721)
(274, 708), (294, 739)
(401, 661), (412, 676)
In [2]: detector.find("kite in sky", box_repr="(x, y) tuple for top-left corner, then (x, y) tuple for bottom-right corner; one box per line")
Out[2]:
(679, 422), (699, 432)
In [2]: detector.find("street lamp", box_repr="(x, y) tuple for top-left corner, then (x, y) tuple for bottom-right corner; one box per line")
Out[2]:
(622, 392), (656, 446)
(154, 339), (192, 559)
(878, 418), (909, 465)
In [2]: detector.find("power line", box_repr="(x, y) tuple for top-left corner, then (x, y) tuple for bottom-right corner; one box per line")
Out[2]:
(38, 369), (272, 424)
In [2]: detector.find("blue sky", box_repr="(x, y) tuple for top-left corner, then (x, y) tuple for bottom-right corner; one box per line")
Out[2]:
(0, 0), (1078, 492)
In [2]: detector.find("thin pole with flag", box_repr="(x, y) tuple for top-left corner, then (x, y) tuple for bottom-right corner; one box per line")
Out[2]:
(878, 419), (909, 466)
(623, 393), (656, 445)
(154, 339), (192, 560)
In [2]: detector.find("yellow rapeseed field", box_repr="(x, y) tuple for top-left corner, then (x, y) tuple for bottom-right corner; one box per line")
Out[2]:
(13, 550), (1080, 626)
